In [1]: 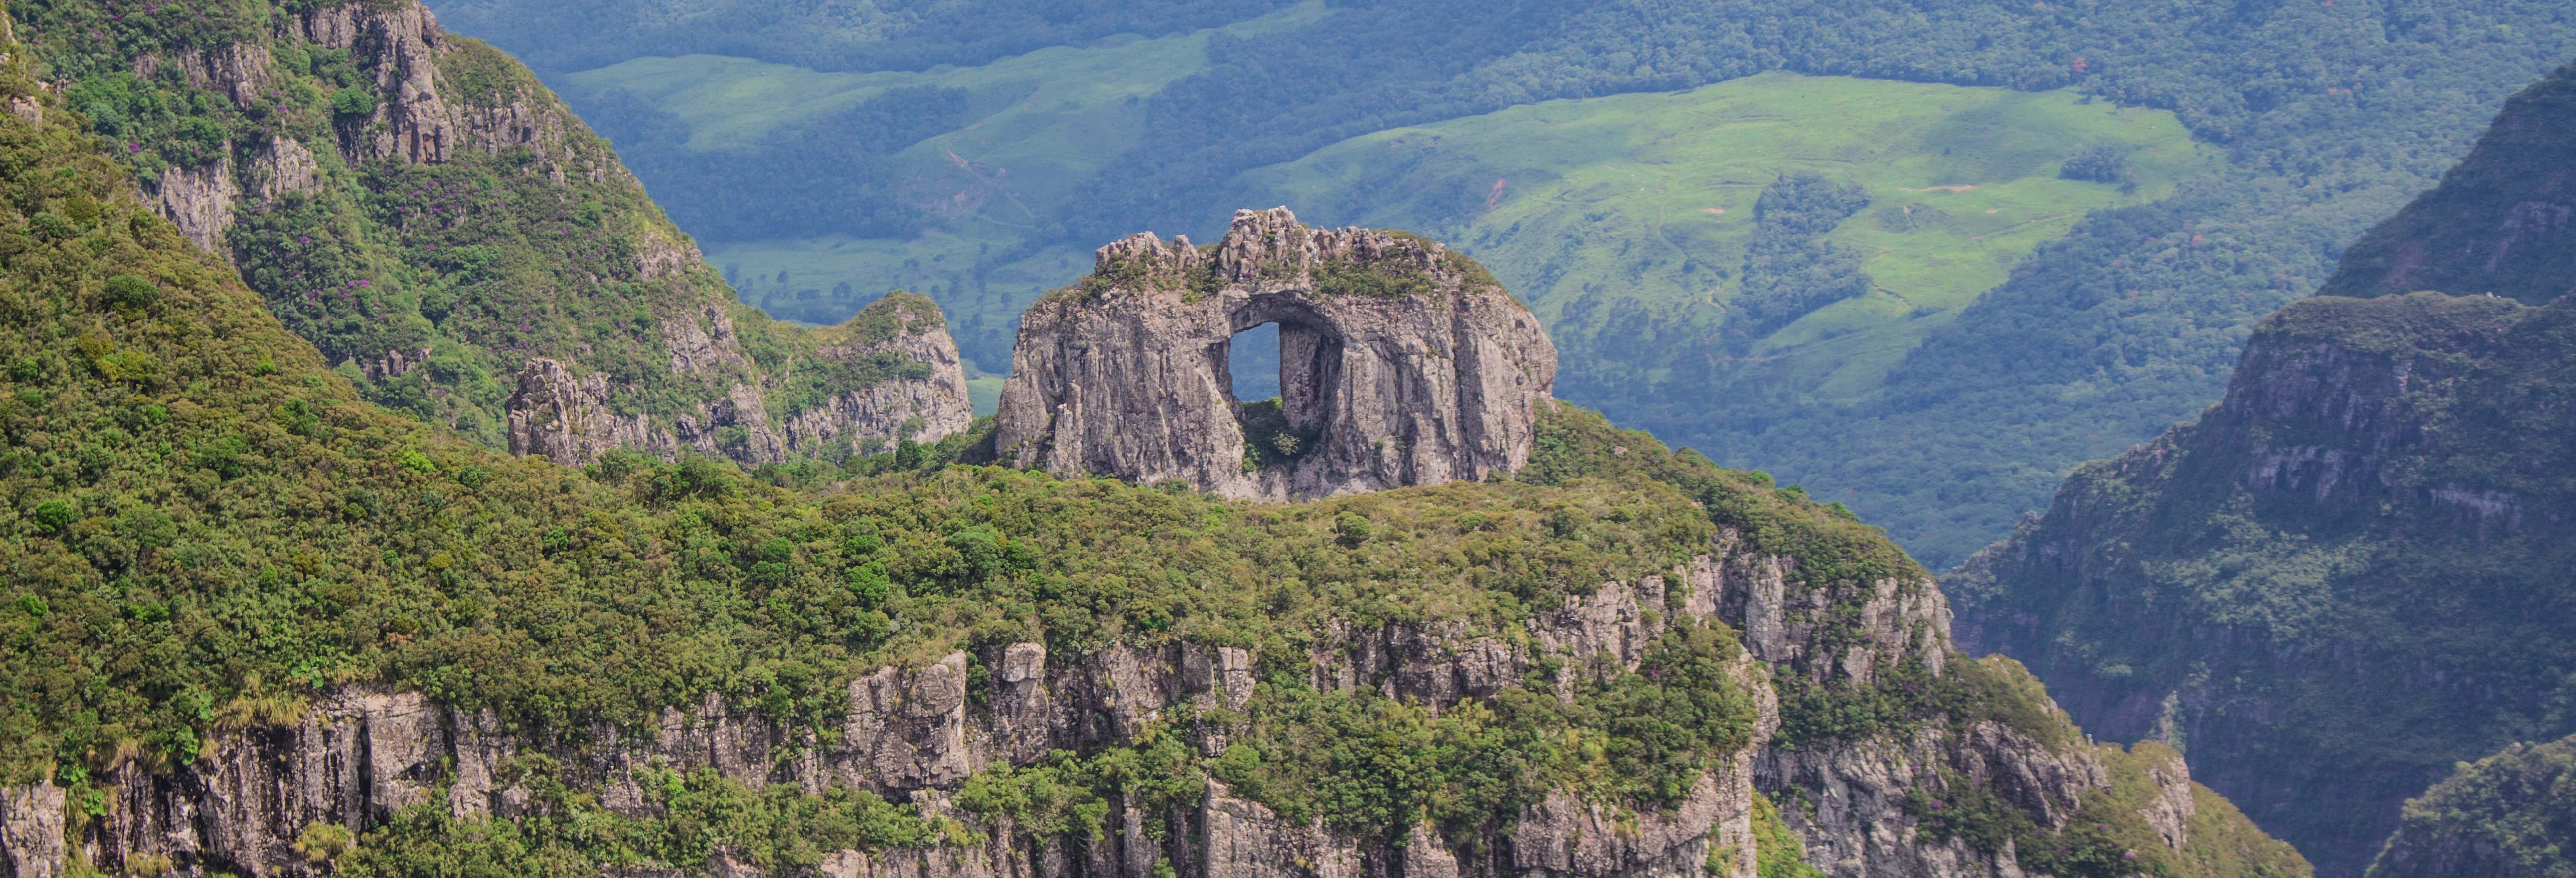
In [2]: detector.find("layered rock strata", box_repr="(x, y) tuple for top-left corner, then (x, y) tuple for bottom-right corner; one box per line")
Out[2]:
(995, 208), (1557, 501)
(0, 528), (2245, 878)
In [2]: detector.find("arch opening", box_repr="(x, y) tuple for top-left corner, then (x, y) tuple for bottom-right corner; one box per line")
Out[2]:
(1221, 311), (1339, 470)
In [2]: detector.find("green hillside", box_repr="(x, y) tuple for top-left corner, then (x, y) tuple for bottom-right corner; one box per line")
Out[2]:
(429, 0), (1302, 74)
(1241, 72), (2214, 405)
(12, 0), (943, 466)
(559, 3), (1325, 354)
(570, 57), (2208, 399)
(0, 63), (2176, 871)
(2367, 735), (2576, 878)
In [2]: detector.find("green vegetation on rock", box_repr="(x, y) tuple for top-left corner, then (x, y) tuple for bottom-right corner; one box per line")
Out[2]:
(0, 7), (2318, 875)
(1750, 791), (1825, 878)
(19, 0), (937, 460)
(2321, 61), (2576, 305)
(2366, 735), (2576, 878)
(1950, 291), (2576, 874)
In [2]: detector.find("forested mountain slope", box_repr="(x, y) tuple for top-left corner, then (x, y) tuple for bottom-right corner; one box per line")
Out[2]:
(2365, 734), (2576, 878)
(12, 0), (970, 468)
(0, 7), (2313, 870)
(429, 0), (1298, 75)
(430, 0), (2576, 567)
(1950, 297), (2576, 871)
(2319, 62), (2576, 305)
(1949, 59), (2576, 876)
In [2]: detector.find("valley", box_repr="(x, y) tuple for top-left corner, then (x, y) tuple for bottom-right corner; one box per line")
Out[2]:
(0, 0), (2569, 874)
(569, 40), (2209, 419)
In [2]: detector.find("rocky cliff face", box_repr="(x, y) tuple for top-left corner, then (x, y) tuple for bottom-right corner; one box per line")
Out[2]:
(2319, 59), (2576, 305)
(0, 526), (2273, 878)
(19, 0), (969, 469)
(778, 294), (977, 461)
(996, 208), (1556, 501)
(1950, 292), (2576, 875)
(504, 293), (972, 465)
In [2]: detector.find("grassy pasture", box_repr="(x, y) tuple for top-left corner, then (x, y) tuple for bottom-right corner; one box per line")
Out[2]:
(1241, 72), (2215, 403)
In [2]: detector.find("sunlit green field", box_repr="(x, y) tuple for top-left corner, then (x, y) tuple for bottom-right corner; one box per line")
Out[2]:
(1240, 71), (2215, 402)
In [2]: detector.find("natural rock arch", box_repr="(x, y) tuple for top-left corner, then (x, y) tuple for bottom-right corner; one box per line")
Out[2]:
(995, 208), (1557, 500)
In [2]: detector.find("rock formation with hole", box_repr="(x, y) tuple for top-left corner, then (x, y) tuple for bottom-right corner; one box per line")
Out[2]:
(995, 208), (1557, 500)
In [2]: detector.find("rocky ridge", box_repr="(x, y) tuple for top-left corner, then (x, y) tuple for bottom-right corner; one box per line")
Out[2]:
(0, 12), (2300, 872)
(2364, 733), (2576, 877)
(2319, 59), (2576, 305)
(0, 516), (2280, 878)
(1950, 292), (2576, 875)
(996, 208), (1556, 501)
(33, 0), (970, 468)
(506, 293), (973, 465)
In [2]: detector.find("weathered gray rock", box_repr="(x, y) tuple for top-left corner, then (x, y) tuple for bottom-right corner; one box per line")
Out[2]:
(170, 43), (275, 110)
(1198, 780), (1362, 878)
(778, 294), (977, 458)
(504, 356), (679, 463)
(505, 295), (974, 466)
(1515, 775), (1741, 877)
(154, 150), (235, 253)
(87, 689), (438, 878)
(996, 207), (1557, 501)
(295, 3), (453, 164)
(251, 137), (320, 201)
(0, 537), (2240, 878)
(2139, 746), (2197, 853)
(0, 783), (65, 878)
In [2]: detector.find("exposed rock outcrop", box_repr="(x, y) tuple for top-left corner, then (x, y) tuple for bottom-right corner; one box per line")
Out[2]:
(250, 137), (320, 201)
(153, 150), (235, 253)
(0, 783), (64, 878)
(296, 2), (454, 165)
(780, 299), (976, 457)
(504, 294), (973, 465)
(1950, 292), (2576, 875)
(504, 357), (678, 463)
(69, 1), (967, 478)
(996, 208), (1557, 501)
(170, 43), (276, 110)
(0, 522), (2265, 878)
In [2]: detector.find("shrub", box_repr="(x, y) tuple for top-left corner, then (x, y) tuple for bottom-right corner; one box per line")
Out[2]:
(330, 86), (377, 119)
(103, 273), (161, 309)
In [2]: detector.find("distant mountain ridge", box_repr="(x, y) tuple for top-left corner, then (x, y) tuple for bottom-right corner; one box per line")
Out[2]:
(1951, 60), (2576, 877)
(2320, 62), (2576, 304)
(439, 0), (2576, 569)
